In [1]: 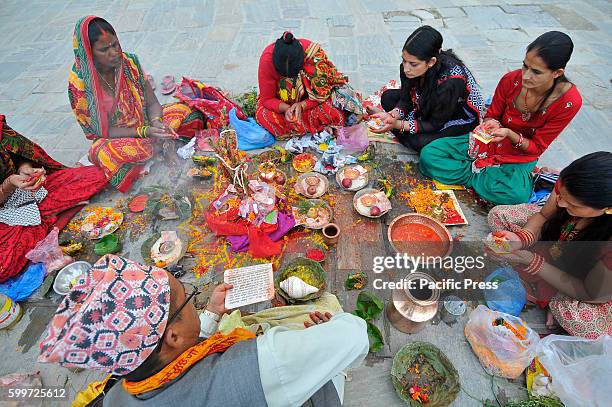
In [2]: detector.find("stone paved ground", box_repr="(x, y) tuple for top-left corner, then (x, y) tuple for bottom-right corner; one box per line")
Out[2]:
(0, 1), (611, 406)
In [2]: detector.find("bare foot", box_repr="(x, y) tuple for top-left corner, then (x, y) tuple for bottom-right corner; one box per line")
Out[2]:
(546, 309), (559, 331)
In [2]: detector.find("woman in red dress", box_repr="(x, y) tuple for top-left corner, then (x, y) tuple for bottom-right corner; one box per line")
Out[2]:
(420, 31), (582, 205)
(256, 32), (348, 139)
(0, 116), (107, 283)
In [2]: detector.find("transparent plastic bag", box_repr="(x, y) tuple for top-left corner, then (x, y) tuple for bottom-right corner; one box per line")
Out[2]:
(25, 228), (73, 274)
(465, 305), (539, 379)
(336, 124), (369, 154)
(537, 334), (612, 407)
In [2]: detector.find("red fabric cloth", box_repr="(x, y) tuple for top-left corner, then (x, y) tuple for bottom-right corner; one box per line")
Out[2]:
(255, 99), (344, 139)
(258, 39), (314, 113)
(480, 70), (582, 165)
(0, 165), (107, 282)
(205, 208), (285, 258)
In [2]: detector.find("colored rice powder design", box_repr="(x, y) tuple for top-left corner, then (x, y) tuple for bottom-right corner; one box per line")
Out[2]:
(0, 293), (23, 331)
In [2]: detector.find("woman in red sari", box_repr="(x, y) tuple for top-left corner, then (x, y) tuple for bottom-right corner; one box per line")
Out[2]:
(0, 116), (107, 283)
(69, 16), (204, 192)
(256, 32), (348, 139)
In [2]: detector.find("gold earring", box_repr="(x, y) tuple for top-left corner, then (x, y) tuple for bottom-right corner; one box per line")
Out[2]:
(605, 208), (612, 215)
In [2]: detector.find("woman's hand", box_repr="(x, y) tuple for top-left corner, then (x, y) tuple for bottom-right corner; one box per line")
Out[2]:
(389, 108), (402, 119)
(285, 102), (303, 124)
(491, 230), (523, 252)
(206, 283), (234, 316)
(482, 119), (501, 131)
(150, 117), (166, 130)
(369, 112), (397, 134)
(8, 173), (40, 190)
(19, 166), (46, 185)
(365, 105), (383, 115)
(490, 127), (512, 143)
(147, 126), (175, 139)
(488, 247), (535, 265)
(304, 311), (333, 328)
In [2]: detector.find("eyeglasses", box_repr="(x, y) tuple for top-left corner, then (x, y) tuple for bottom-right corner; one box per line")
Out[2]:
(154, 282), (200, 353)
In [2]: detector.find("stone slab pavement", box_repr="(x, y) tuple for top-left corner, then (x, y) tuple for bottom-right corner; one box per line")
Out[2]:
(0, 1), (611, 406)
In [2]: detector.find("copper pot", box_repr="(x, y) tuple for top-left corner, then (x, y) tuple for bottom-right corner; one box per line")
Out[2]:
(386, 272), (439, 334)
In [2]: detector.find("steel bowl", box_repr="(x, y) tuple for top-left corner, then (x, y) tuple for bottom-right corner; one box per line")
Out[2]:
(53, 261), (92, 295)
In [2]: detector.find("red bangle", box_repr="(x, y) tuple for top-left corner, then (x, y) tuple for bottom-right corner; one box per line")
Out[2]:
(516, 229), (535, 248)
(522, 253), (545, 275)
(514, 133), (524, 149)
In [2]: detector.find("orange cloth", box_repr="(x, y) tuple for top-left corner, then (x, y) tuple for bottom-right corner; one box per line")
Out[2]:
(122, 328), (255, 395)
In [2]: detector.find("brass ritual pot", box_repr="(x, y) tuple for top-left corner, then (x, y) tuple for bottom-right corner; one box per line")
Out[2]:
(386, 272), (440, 334)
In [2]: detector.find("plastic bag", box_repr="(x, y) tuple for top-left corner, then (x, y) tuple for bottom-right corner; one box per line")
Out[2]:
(0, 263), (45, 301)
(176, 137), (196, 159)
(332, 84), (364, 115)
(465, 305), (539, 379)
(336, 124), (369, 154)
(485, 267), (526, 316)
(25, 228), (73, 274)
(228, 108), (275, 151)
(536, 334), (612, 407)
(173, 77), (246, 129)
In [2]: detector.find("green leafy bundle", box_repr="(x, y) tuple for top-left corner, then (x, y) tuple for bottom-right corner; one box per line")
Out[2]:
(353, 291), (384, 353)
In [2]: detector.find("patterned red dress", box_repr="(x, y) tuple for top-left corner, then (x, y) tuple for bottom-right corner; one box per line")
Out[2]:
(0, 116), (108, 283)
(255, 38), (347, 139)
(488, 200), (612, 339)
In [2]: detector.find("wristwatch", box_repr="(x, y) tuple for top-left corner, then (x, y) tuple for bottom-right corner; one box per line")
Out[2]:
(202, 309), (220, 322)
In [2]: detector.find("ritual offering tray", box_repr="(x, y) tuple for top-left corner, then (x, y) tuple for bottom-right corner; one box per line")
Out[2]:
(53, 261), (92, 296)
(391, 341), (460, 406)
(336, 164), (369, 191)
(409, 185), (467, 226)
(258, 161), (286, 186)
(192, 155), (217, 166)
(292, 199), (333, 229)
(187, 167), (214, 179)
(353, 188), (391, 218)
(367, 117), (385, 131)
(142, 231), (187, 268)
(292, 153), (317, 173)
(295, 172), (328, 198)
(388, 213), (453, 258)
(80, 207), (124, 240)
(275, 257), (327, 303)
(433, 190), (467, 226)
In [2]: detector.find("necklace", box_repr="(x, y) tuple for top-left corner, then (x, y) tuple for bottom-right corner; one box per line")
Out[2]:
(521, 88), (544, 122)
(549, 216), (579, 260)
(96, 66), (118, 94)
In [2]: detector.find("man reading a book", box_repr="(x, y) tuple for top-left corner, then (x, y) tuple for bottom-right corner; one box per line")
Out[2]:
(38, 254), (368, 406)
